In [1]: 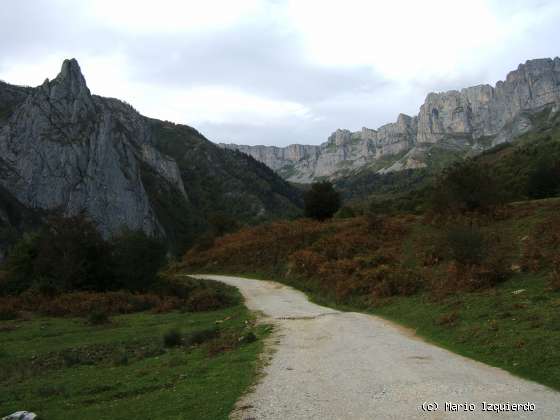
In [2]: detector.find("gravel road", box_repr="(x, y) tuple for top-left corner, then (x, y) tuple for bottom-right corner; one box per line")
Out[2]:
(193, 275), (560, 420)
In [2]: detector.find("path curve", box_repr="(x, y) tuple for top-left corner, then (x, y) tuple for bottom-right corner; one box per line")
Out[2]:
(193, 275), (560, 420)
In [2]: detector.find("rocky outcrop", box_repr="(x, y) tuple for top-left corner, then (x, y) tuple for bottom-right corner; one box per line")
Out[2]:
(0, 59), (183, 237)
(221, 57), (560, 182)
(2, 411), (37, 420)
(0, 59), (302, 248)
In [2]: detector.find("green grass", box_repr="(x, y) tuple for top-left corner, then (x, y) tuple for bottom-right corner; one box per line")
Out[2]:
(371, 272), (560, 390)
(0, 297), (269, 419)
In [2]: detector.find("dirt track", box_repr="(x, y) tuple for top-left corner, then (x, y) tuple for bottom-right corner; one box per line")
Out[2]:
(193, 275), (560, 420)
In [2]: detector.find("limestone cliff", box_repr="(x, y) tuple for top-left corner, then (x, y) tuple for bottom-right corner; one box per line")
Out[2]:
(221, 57), (560, 182)
(0, 59), (183, 237)
(0, 59), (302, 253)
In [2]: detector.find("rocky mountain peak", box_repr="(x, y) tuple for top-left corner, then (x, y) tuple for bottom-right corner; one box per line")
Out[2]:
(327, 129), (353, 146)
(44, 59), (90, 98)
(36, 58), (94, 125)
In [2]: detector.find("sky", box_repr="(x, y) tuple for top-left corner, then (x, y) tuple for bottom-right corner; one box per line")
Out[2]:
(1, 1), (559, 146)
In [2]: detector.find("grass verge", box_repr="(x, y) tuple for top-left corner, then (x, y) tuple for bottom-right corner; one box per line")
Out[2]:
(0, 285), (269, 420)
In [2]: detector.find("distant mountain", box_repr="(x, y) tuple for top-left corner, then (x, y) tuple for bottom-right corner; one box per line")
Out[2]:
(221, 57), (560, 183)
(334, 107), (560, 210)
(0, 59), (302, 255)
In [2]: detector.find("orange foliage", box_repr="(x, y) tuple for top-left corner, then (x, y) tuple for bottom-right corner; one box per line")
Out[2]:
(521, 213), (560, 272)
(0, 291), (183, 318)
(288, 250), (328, 278)
(185, 219), (325, 272)
(184, 215), (420, 303)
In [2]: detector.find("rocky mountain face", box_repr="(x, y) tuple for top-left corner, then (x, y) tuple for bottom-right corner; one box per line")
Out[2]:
(0, 59), (302, 254)
(221, 58), (560, 183)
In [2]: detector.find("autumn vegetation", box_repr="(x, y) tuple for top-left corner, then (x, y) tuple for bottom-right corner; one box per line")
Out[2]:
(0, 215), (237, 320)
(181, 157), (560, 389)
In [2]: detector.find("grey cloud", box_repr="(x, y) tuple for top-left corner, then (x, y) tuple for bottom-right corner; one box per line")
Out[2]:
(121, 25), (389, 103)
(1, 1), (560, 146)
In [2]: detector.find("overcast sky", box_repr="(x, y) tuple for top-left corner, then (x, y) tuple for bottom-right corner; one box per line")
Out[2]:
(1, 0), (559, 146)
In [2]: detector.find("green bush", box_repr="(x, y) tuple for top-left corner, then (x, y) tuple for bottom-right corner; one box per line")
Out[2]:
(527, 159), (560, 199)
(163, 329), (182, 347)
(186, 287), (234, 312)
(208, 212), (239, 237)
(432, 160), (504, 215)
(185, 326), (219, 346)
(1, 233), (40, 294)
(445, 225), (486, 265)
(335, 206), (356, 219)
(87, 310), (111, 325)
(3, 216), (169, 296)
(304, 181), (341, 221)
(0, 307), (18, 320)
(111, 229), (167, 291)
(3, 216), (114, 294)
(32, 215), (114, 292)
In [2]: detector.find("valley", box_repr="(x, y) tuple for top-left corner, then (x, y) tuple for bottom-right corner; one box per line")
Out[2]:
(0, 20), (559, 419)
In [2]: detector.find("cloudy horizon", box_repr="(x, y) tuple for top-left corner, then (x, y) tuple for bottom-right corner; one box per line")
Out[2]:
(1, 0), (559, 146)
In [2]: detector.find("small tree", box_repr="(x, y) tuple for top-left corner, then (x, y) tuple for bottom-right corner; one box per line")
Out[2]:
(207, 212), (239, 237)
(304, 181), (341, 221)
(445, 225), (486, 265)
(111, 229), (167, 291)
(527, 159), (560, 199)
(431, 160), (503, 215)
(32, 215), (114, 292)
(2, 232), (40, 294)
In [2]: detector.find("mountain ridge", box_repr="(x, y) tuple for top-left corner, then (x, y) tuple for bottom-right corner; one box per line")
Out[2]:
(220, 57), (560, 182)
(0, 59), (302, 255)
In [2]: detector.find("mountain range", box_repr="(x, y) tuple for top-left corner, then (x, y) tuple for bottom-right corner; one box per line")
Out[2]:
(0, 59), (302, 257)
(1, 57), (559, 259)
(221, 58), (560, 183)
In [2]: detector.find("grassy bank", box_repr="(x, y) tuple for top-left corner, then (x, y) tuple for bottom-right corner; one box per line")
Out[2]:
(183, 199), (560, 391)
(0, 285), (268, 420)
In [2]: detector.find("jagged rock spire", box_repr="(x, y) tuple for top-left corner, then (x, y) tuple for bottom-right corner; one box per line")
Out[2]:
(38, 58), (95, 125)
(52, 58), (91, 97)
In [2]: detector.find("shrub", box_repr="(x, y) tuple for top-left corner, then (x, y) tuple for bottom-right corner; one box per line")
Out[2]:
(3, 216), (173, 296)
(520, 214), (560, 272)
(445, 225), (486, 265)
(0, 291), (167, 317)
(113, 351), (129, 366)
(240, 331), (257, 344)
(88, 310), (111, 325)
(372, 266), (423, 298)
(304, 181), (341, 221)
(527, 159), (560, 199)
(1, 233), (40, 294)
(207, 212), (239, 237)
(437, 258), (509, 295)
(111, 229), (167, 292)
(25, 215), (113, 292)
(288, 250), (328, 278)
(163, 329), (182, 347)
(549, 255), (560, 291)
(0, 307), (18, 320)
(365, 212), (384, 233)
(185, 327), (219, 346)
(435, 311), (460, 327)
(206, 331), (239, 356)
(335, 206), (356, 219)
(186, 287), (233, 312)
(432, 160), (504, 215)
